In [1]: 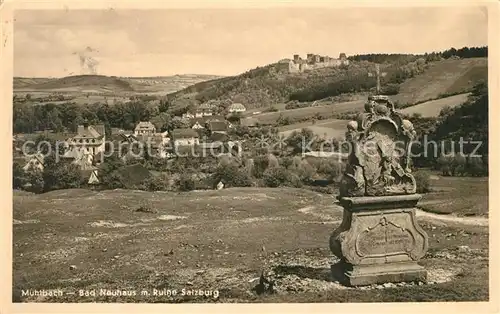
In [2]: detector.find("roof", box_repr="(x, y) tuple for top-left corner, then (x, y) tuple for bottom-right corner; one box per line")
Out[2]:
(198, 141), (224, 149)
(209, 132), (229, 142)
(30, 153), (45, 164)
(93, 124), (106, 137)
(229, 103), (246, 110)
(208, 121), (228, 132)
(190, 118), (206, 128)
(171, 128), (199, 139)
(74, 125), (103, 139)
(134, 121), (156, 131)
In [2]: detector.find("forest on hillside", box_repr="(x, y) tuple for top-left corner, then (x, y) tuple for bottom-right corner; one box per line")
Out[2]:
(349, 46), (488, 63)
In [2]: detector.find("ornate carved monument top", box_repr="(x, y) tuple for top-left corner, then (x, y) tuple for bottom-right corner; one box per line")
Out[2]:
(339, 95), (417, 197)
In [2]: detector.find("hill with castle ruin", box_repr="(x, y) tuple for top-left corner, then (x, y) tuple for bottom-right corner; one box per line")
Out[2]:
(165, 50), (487, 111)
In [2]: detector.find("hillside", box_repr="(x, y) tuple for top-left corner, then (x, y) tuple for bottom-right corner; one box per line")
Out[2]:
(166, 61), (383, 110)
(13, 74), (223, 94)
(13, 77), (54, 89)
(166, 57), (487, 111)
(391, 58), (487, 105)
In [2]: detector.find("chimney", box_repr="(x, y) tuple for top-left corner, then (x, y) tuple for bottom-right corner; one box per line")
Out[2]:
(83, 120), (89, 129)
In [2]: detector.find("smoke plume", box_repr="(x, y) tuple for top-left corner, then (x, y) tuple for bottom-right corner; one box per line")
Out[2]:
(74, 46), (100, 75)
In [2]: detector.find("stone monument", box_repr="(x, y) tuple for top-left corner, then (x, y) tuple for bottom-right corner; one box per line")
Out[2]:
(330, 95), (429, 286)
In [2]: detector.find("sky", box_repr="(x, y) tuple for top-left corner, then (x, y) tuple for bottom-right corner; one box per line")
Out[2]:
(13, 7), (488, 77)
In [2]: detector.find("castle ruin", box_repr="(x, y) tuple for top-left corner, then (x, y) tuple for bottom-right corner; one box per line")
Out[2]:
(286, 53), (349, 73)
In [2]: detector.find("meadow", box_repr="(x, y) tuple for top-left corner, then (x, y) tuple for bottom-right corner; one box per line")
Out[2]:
(13, 174), (488, 303)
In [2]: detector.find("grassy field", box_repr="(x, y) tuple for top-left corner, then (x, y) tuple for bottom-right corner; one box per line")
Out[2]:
(242, 100), (365, 126)
(418, 173), (488, 217)
(13, 185), (488, 303)
(392, 58), (487, 106)
(400, 93), (471, 117)
(15, 93), (133, 106)
(275, 91), (474, 140)
(278, 119), (348, 140)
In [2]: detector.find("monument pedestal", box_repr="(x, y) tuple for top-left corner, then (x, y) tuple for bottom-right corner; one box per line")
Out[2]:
(330, 194), (429, 286)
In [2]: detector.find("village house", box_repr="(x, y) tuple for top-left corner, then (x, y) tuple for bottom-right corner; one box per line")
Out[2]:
(228, 103), (246, 113)
(23, 153), (45, 173)
(134, 121), (157, 136)
(65, 122), (106, 157)
(182, 104), (215, 119)
(189, 115), (227, 130)
(182, 112), (195, 119)
(198, 102), (216, 115)
(171, 128), (200, 147)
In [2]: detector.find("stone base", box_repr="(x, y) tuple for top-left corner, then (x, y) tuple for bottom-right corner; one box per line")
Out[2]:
(329, 194), (429, 287)
(331, 261), (427, 286)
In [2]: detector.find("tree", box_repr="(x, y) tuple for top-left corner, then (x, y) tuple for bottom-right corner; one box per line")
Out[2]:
(212, 163), (252, 188)
(150, 112), (172, 132)
(159, 98), (171, 113)
(285, 128), (315, 154)
(98, 155), (126, 189)
(42, 155), (82, 191)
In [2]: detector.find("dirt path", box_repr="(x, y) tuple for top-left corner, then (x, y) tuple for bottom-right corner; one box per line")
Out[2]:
(415, 209), (488, 227)
(298, 205), (488, 227)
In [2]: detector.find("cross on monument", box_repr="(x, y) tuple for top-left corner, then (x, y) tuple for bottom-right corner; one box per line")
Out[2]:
(367, 64), (387, 94)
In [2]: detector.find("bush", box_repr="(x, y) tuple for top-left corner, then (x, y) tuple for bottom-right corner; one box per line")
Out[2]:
(413, 171), (431, 193)
(467, 156), (487, 177)
(140, 174), (169, 191)
(212, 163), (253, 188)
(176, 173), (196, 191)
(262, 166), (301, 188)
(252, 155), (269, 178)
(381, 83), (400, 95)
(294, 160), (316, 184)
